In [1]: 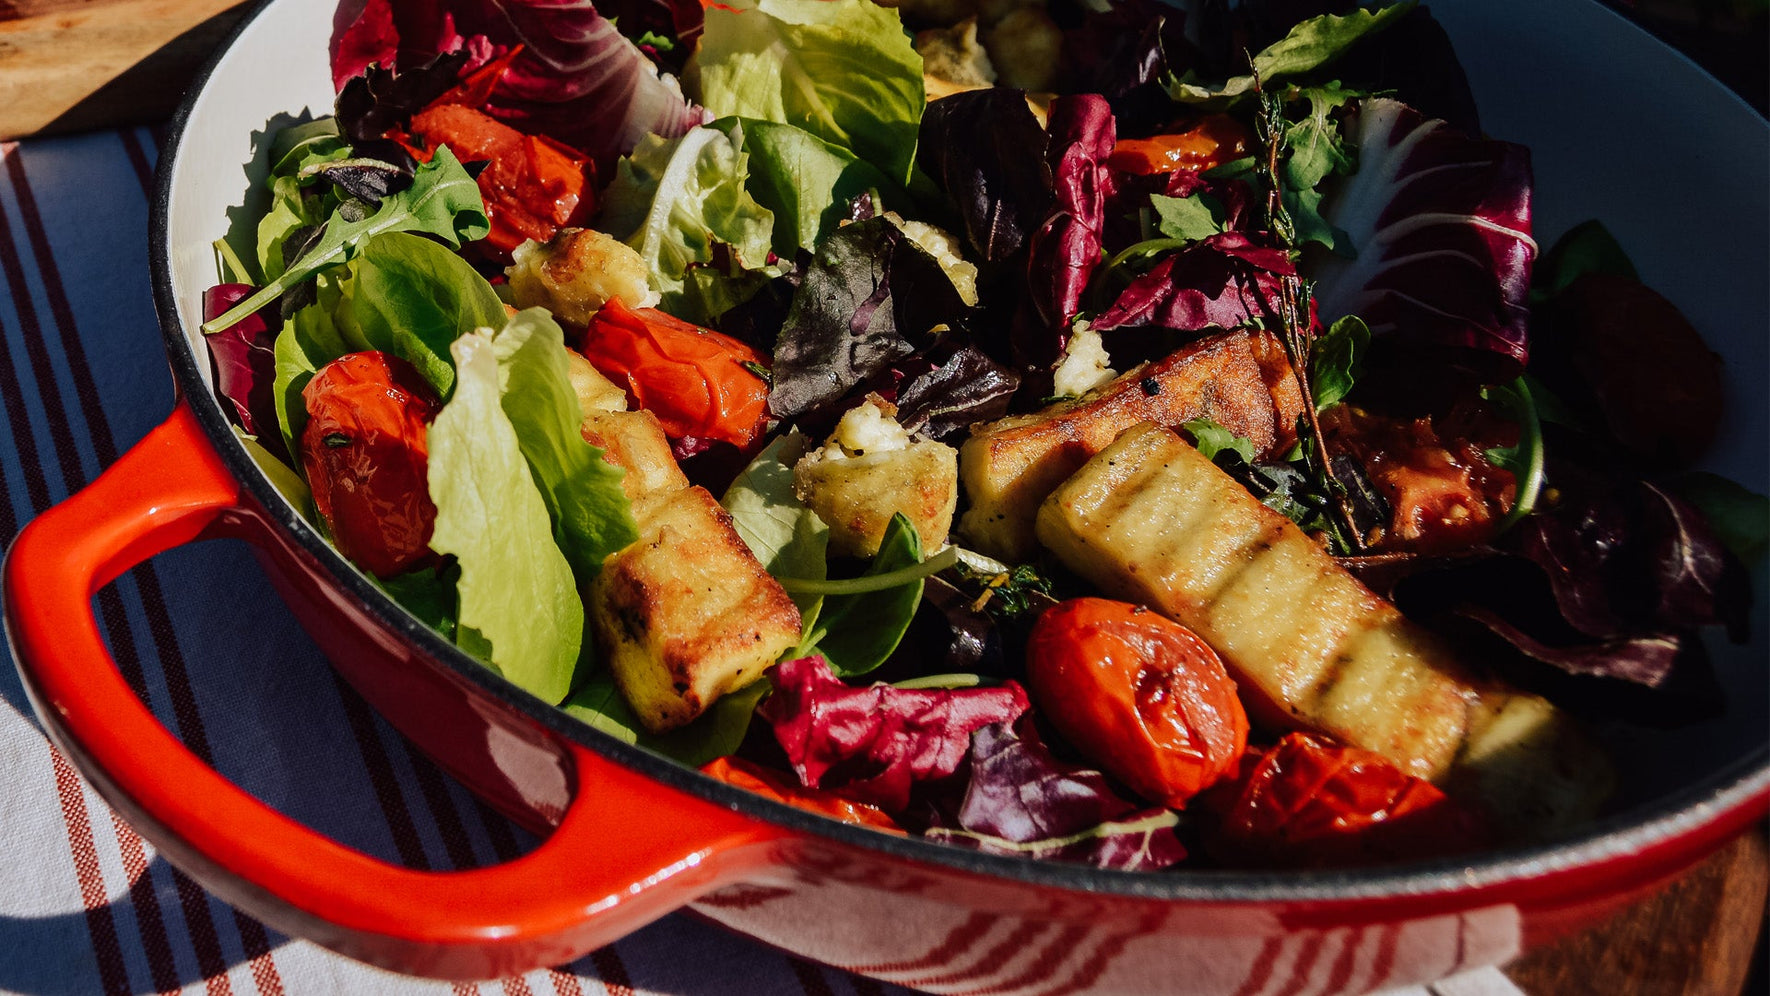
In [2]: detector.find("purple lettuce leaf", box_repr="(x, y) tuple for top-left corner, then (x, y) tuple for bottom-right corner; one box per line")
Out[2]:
(1093, 231), (1296, 334)
(757, 655), (1030, 813)
(1391, 479), (1750, 691)
(1026, 94), (1116, 343)
(917, 89), (1054, 264)
(891, 344), (1021, 443)
(920, 721), (1187, 870)
(202, 284), (288, 466)
(767, 218), (970, 427)
(1310, 98), (1535, 390)
(330, 0), (707, 172)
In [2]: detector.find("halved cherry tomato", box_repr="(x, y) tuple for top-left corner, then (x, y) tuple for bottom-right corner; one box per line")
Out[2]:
(408, 102), (595, 257)
(300, 351), (440, 579)
(1204, 732), (1491, 867)
(701, 756), (904, 833)
(582, 296), (771, 450)
(1025, 598), (1248, 809)
(1107, 116), (1251, 176)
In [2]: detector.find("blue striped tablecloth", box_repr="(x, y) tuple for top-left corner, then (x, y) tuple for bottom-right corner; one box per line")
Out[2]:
(0, 129), (1519, 996)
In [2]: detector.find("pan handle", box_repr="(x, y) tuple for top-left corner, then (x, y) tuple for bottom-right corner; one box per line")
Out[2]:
(3, 402), (788, 980)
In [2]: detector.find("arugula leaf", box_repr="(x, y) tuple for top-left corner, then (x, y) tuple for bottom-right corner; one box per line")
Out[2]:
(1480, 377), (1546, 532)
(692, 0), (925, 187)
(1168, 5), (1417, 104)
(206, 147), (489, 335)
(426, 329), (583, 704)
(1149, 192), (1229, 242)
(1310, 315), (1370, 411)
(563, 671), (772, 767)
(720, 430), (830, 613)
(797, 514), (928, 677)
(491, 310), (641, 582)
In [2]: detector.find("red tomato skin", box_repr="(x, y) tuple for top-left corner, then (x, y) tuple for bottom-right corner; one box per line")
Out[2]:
(582, 297), (771, 450)
(1025, 598), (1249, 809)
(1106, 116), (1251, 175)
(408, 103), (595, 257)
(300, 352), (441, 579)
(701, 756), (904, 834)
(1207, 732), (1491, 868)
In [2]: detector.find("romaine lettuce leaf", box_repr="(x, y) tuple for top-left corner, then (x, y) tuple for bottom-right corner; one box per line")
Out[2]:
(490, 309), (640, 581)
(426, 328), (582, 704)
(599, 122), (777, 325)
(692, 0), (925, 187)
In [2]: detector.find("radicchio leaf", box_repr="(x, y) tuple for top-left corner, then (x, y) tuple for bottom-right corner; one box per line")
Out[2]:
(1027, 95), (1116, 340)
(330, 0), (708, 173)
(1093, 231), (1295, 334)
(892, 344), (1020, 443)
(203, 284), (288, 466)
(1310, 98), (1536, 390)
(917, 89), (1054, 264)
(758, 654), (1030, 812)
(921, 721), (1186, 870)
(335, 51), (471, 144)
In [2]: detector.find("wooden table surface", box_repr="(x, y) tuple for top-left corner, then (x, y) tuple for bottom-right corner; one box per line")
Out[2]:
(1, 1), (1764, 993)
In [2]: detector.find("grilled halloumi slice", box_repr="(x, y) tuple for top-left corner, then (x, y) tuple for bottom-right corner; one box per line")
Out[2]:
(1036, 423), (1612, 837)
(958, 329), (1301, 563)
(793, 396), (959, 557)
(583, 411), (799, 733)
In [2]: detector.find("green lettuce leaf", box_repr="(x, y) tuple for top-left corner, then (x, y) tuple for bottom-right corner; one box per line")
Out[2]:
(562, 672), (771, 767)
(1150, 191), (1229, 242)
(723, 117), (896, 257)
(349, 232), (508, 399)
(490, 309), (640, 581)
(796, 513), (925, 677)
(426, 328), (582, 704)
(599, 123), (778, 325)
(692, 0), (924, 187)
(721, 430), (829, 614)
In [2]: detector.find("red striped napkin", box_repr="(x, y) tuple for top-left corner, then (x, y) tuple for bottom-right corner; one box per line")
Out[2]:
(0, 130), (1522, 996)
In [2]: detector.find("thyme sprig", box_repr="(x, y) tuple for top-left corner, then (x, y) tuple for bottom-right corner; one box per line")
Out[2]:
(1249, 67), (1371, 553)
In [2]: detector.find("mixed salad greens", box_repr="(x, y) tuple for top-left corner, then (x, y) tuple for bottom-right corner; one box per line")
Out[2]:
(203, 0), (1763, 870)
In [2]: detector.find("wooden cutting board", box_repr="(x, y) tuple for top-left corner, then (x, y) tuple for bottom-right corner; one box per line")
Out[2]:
(0, 0), (251, 140)
(2, 2), (1764, 993)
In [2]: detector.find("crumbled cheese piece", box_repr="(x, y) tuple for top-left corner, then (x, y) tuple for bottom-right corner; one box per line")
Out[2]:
(506, 228), (660, 326)
(882, 212), (980, 307)
(1051, 322), (1118, 397)
(821, 395), (911, 460)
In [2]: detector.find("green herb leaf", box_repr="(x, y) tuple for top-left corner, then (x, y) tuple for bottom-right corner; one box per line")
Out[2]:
(1532, 219), (1639, 301)
(373, 563), (459, 640)
(796, 513), (929, 677)
(207, 147), (489, 335)
(722, 116), (897, 258)
(1310, 315), (1370, 411)
(1149, 192), (1229, 242)
(1480, 377), (1546, 533)
(349, 232), (508, 398)
(1168, 4), (1416, 104)
(1183, 417), (1257, 464)
(1668, 472), (1769, 564)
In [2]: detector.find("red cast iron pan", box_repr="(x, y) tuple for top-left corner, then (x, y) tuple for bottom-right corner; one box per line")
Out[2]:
(5, 0), (1767, 990)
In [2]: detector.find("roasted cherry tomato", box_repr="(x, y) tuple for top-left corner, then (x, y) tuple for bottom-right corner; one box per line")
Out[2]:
(1025, 598), (1248, 809)
(1107, 116), (1251, 176)
(300, 351), (440, 579)
(701, 756), (904, 834)
(1204, 732), (1490, 867)
(582, 296), (771, 450)
(408, 102), (595, 258)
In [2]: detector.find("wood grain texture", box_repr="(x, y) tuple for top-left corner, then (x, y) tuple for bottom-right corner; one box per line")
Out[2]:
(0, 0), (248, 140)
(1505, 827), (1769, 996)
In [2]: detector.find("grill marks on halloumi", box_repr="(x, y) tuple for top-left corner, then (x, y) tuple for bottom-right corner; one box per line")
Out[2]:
(1036, 423), (1612, 835)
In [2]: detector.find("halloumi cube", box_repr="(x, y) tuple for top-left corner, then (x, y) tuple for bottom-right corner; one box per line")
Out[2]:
(958, 330), (1295, 562)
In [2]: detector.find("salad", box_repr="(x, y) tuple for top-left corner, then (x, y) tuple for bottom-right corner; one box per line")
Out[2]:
(198, 0), (1761, 872)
